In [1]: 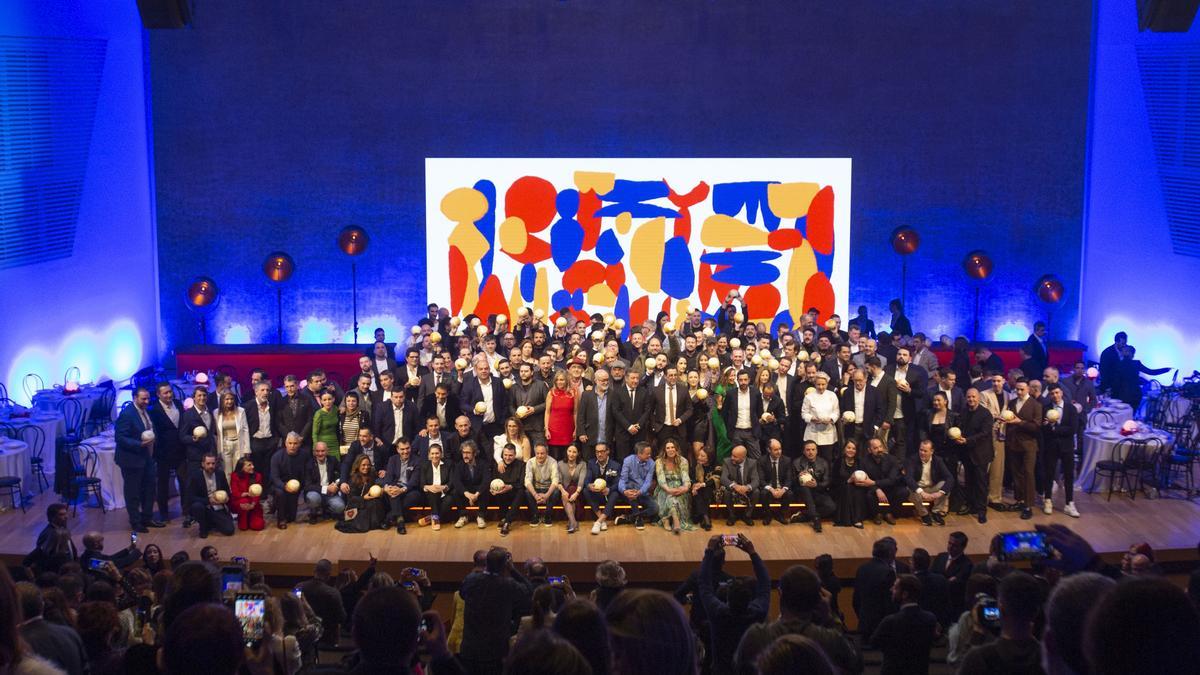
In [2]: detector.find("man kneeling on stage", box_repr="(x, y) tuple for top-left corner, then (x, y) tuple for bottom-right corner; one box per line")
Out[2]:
(188, 453), (235, 538)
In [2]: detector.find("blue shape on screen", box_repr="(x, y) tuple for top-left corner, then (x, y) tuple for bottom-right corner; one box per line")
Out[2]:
(556, 189), (580, 217)
(700, 250), (781, 286)
(661, 236), (695, 299)
(552, 289), (585, 311)
(770, 310), (796, 336)
(472, 180), (497, 279)
(595, 229), (624, 264)
(815, 249), (833, 277)
(699, 250), (782, 266)
(550, 218), (584, 271)
(713, 181), (781, 231)
(520, 263), (537, 301)
(615, 285), (631, 339)
(594, 180), (680, 219)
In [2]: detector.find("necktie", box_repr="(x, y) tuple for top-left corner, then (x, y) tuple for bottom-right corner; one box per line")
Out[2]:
(138, 407), (151, 431)
(629, 388), (635, 408)
(667, 386), (674, 423)
(772, 460), (779, 487)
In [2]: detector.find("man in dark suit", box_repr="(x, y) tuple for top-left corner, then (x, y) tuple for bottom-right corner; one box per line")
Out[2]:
(373, 388), (416, 449)
(974, 346), (1005, 378)
(509, 362), (549, 449)
(904, 439), (956, 526)
(297, 559), (349, 649)
(15, 582), (87, 675)
(910, 547), (953, 628)
(450, 441), (491, 528)
(853, 537), (900, 648)
(380, 437), (422, 533)
(187, 453), (235, 538)
(244, 381), (281, 493)
(339, 427), (389, 483)
(756, 439), (793, 525)
(178, 386), (217, 528)
(1041, 383), (1080, 517)
(610, 369), (651, 460)
(928, 368), (965, 413)
(412, 415), (451, 462)
(956, 388), (995, 523)
(398, 347), (429, 403)
(870, 574), (937, 674)
(1004, 380), (1043, 519)
(149, 382), (185, 524)
(459, 359), (508, 439)
(419, 384), (460, 434)
(576, 368), (614, 459)
(822, 343), (854, 386)
(886, 347), (928, 461)
(721, 371), (763, 459)
(370, 370), (398, 410)
(757, 383), (786, 448)
(367, 340), (398, 386)
(584, 442), (622, 533)
(1098, 331), (1127, 395)
(862, 437), (906, 525)
(651, 367), (692, 452)
(866, 357), (899, 444)
(840, 370), (882, 447)
(790, 441), (836, 531)
(417, 355), (458, 411)
(418, 445), (453, 527)
(115, 387), (162, 533)
(932, 531), (974, 620)
(458, 547), (534, 674)
(277, 375), (314, 447)
(269, 432), (309, 529)
(1024, 321), (1050, 374)
(720, 445), (761, 526)
(304, 442), (345, 523)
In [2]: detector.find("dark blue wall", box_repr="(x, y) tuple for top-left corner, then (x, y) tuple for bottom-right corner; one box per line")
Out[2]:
(150, 1), (1091, 350)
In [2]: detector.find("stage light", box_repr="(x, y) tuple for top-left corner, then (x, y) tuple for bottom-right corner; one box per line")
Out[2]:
(263, 252), (295, 282)
(298, 317), (336, 344)
(57, 329), (101, 384)
(890, 227), (919, 255)
(102, 319), (144, 380)
(962, 251), (994, 281)
(993, 321), (1028, 342)
(337, 225), (369, 256)
(186, 277), (219, 308)
(223, 324), (251, 344)
(1035, 274), (1065, 304)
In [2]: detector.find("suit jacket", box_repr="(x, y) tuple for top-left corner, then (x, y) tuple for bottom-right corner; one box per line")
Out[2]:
(397, 364), (430, 402)
(719, 458), (760, 490)
(277, 394), (315, 441)
(451, 459), (492, 494)
(115, 404), (155, 470)
(870, 373), (899, 423)
(1006, 396), (1043, 453)
(1041, 401), (1078, 455)
(381, 454), (422, 491)
(887, 365), (929, 421)
(417, 371), (458, 410)
(458, 376), (509, 433)
(269, 448), (310, 492)
(861, 452), (903, 490)
(244, 397), (280, 441)
(1024, 334), (1049, 372)
(339, 440), (390, 482)
(419, 461), (453, 492)
(979, 353), (1005, 377)
(931, 552), (974, 584)
(178, 407), (217, 463)
(792, 455), (832, 492)
(370, 357), (398, 385)
(651, 381), (693, 433)
(957, 405), (995, 464)
(1099, 344), (1122, 394)
(611, 383), (652, 438)
(821, 359), (853, 386)
(509, 379), (549, 437)
(411, 433), (452, 462)
(758, 394), (786, 443)
(720, 385), (763, 436)
(372, 399), (417, 447)
(186, 468), (231, 511)
(870, 603), (938, 675)
(757, 455), (793, 491)
(839, 385), (883, 436)
(304, 457), (342, 494)
(576, 388), (614, 445)
(928, 386), (965, 413)
(148, 399), (185, 465)
(853, 558), (898, 645)
(903, 454), (956, 494)
(419, 396), (461, 432)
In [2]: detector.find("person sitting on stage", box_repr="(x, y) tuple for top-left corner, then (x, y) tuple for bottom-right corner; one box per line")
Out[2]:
(492, 443), (527, 536)
(381, 437), (421, 534)
(269, 432), (309, 530)
(419, 445), (453, 531)
(303, 442), (345, 524)
(905, 439), (955, 527)
(450, 441), (491, 530)
(187, 453), (235, 539)
(339, 427), (388, 483)
(688, 446), (719, 531)
(614, 442), (659, 530)
(861, 437), (906, 526)
(336, 454), (385, 533)
(721, 445), (761, 527)
(757, 438), (794, 526)
(585, 443), (621, 535)
(229, 456), (265, 532)
(791, 440), (836, 532)
(558, 444), (588, 534)
(524, 444), (561, 527)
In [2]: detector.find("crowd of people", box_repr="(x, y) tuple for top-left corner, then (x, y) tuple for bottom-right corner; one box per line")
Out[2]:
(111, 295), (1139, 538)
(11, 500), (1200, 675)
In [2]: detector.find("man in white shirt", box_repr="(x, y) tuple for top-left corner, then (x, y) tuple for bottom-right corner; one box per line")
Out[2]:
(723, 371), (763, 459)
(304, 442), (346, 523)
(981, 375), (1011, 509)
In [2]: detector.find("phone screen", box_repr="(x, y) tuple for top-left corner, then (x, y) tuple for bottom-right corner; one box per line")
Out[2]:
(721, 534), (739, 546)
(221, 566), (244, 595)
(998, 531), (1051, 561)
(982, 605), (1000, 621)
(87, 557), (106, 571)
(130, 532), (138, 545)
(234, 594), (265, 646)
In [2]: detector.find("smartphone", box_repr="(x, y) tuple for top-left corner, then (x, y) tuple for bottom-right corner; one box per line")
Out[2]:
(135, 595), (152, 631)
(721, 534), (739, 546)
(996, 531), (1051, 561)
(231, 556), (249, 567)
(292, 586), (303, 599)
(130, 532), (138, 546)
(547, 576), (565, 586)
(980, 599), (1001, 625)
(401, 580), (418, 592)
(220, 566), (245, 595)
(406, 567), (423, 578)
(419, 618), (430, 634)
(87, 557), (107, 571)
(234, 592), (266, 647)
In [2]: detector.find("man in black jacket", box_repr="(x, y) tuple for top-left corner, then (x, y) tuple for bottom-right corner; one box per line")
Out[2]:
(458, 547), (532, 674)
(870, 574), (938, 675)
(269, 432), (310, 529)
(757, 439), (794, 525)
(610, 369), (651, 460)
(955, 388), (995, 524)
(905, 440), (956, 526)
(244, 381), (281, 491)
(861, 437), (906, 525)
(450, 441), (491, 529)
(651, 367), (693, 452)
(276, 375), (314, 447)
(790, 441), (836, 532)
(1041, 383), (1081, 518)
(187, 453), (235, 538)
(178, 386), (217, 528)
(853, 537), (900, 648)
(839, 370), (882, 448)
(721, 371), (763, 459)
(149, 382), (186, 524)
(16, 581), (87, 675)
(373, 388), (416, 450)
(298, 559), (347, 648)
(910, 547), (953, 629)
(381, 437), (422, 533)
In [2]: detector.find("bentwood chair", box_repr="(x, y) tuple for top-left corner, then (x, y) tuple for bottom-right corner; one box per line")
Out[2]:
(68, 442), (104, 515)
(1091, 437), (1164, 501)
(17, 425), (47, 493)
(62, 367), (81, 387)
(22, 374), (44, 404)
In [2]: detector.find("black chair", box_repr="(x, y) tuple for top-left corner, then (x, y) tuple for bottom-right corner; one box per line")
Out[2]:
(0, 382), (8, 402)
(0, 474), (23, 514)
(1090, 438), (1164, 501)
(57, 398), (85, 444)
(1088, 409), (1115, 430)
(22, 374), (44, 405)
(68, 442), (104, 515)
(85, 386), (117, 437)
(1160, 421), (1197, 499)
(63, 367), (81, 387)
(17, 425), (49, 494)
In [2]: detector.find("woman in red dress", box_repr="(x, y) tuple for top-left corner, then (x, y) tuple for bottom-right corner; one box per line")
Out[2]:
(544, 370), (577, 460)
(230, 456), (265, 531)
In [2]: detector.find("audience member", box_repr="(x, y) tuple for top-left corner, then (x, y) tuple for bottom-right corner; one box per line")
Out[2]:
(871, 574), (937, 675)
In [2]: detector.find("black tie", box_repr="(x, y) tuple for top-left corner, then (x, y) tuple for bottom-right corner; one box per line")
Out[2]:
(772, 460), (779, 487)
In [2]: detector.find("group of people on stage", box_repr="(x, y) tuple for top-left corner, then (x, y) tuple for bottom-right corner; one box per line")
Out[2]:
(112, 294), (1104, 538)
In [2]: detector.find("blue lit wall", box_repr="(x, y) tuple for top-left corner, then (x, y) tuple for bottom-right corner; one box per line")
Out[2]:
(149, 2), (1091, 351)
(1081, 1), (1200, 380)
(0, 1), (158, 404)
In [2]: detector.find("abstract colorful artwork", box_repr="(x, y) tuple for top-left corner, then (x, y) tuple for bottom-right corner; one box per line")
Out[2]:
(426, 158), (850, 332)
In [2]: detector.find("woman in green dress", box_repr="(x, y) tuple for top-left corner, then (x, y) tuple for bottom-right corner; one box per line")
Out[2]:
(710, 366), (737, 462)
(654, 438), (693, 533)
(312, 392), (340, 460)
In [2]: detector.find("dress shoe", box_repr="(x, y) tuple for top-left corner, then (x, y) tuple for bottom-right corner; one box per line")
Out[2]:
(977, 511), (987, 524)
(884, 513), (896, 525)
(614, 514), (629, 526)
(873, 514), (883, 525)
(182, 517), (194, 528)
(812, 518), (823, 533)
(762, 516), (772, 526)
(1020, 507), (1033, 520)
(634, 516), (645, 530)
(307, 514), (319, 525)
(277, 521), (288, 530)
(955, 505), (972, 516)
(988, 501), (1009, 512)
(742, 516), (755, 527)
(147, 520), (166, 528)
(397, 522), (407, 535)
(500, 521), (510, 536)
(921, 514), (933, 526)
(726, 517), (737, 526)
(701, 516), (712, 531)
(776, 514), (788, 525)
(932, 513), (946, 526)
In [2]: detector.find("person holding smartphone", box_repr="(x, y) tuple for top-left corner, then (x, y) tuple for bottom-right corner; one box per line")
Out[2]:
(698, 534), (770, 675)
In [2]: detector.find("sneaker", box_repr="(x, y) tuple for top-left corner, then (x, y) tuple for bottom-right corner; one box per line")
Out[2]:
(600, 519), (608, 531)
(591, 521), (602, 535)
(529, 516), (540, 528)
(883, 513), (896, 525)
(921, 514), (933, 526)
(812, 518), (823, 533)
(932, 513), (946, 526)
(542, 516), (553, 527)
(500, 521), (510, 536)
(614, 514), (629, 526)
(634, 516), (645, 531)
(454, 516), (467, 529)
(1043, 500), (1053, 516)
(431, 517), (441, 531)
(477, 516), (488, 529)
(1064, 502), (1080, 518)
(1020, 507), (1033, 520)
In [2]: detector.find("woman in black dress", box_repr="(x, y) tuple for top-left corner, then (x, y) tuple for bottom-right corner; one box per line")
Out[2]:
(335, 454), (385, 533)
(688, 446), (720, 531)
(833, 440), (869, 528)
(921, 391), (962, 510)
(686, 371), (711, 454)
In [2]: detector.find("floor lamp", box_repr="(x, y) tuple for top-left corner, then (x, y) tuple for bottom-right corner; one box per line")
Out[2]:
(891, 227), (919, 309)
(962, 250), (994, 341)
(338, 226), (370, 344)
(263, 252), (295, 344)
(185, 277), (219, 345)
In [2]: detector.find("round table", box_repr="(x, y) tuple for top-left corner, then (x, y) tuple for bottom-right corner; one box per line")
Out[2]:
(1080, 426), (1173, 494)
(0, 409), (61, 479)
(1086, 400), (1134, 431)
(0, 439), (32, 508)
(32, 387), (107, 431)
(81, 430), (124, 510)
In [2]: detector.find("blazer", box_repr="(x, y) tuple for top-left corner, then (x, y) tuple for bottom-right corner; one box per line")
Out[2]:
(419, 461), (453, 491)
(931, 553), (974, 584)
(821, 358), (854, 386)
(451, 460), (492, 494)
(853, 557), (898, 644)
(509, 379), (549, 436)
(114, 404), (155, 470)
(1024, 334), (1050, 372)
(148, 398), (185, 465)
(861, 451), (903, 490)
(381, 454), (422, 491)
(757, 454), (793, 491)
(419, 396), (461, 432)
(903, 454), (956, 494)
(304, 457), (342, 494)
(186, 468), (231, 511)
(370, 357), (398, 385)
(610, 383), (652, 437)
(870, 372), (899, 423)
(372, 399), (417, 447)
(213, 407), (251, 459)
(417, 370), (458, 405)
(887, 365), (929, 421)
(1041, 401), (1079, 455)
(411, 433), (451, 462)
(719, 458), (760, 490)
(720, 385), (763, 436)
(928, 386), (965, 414)
(757, 394), (787, 443)
(178, 407), (217, 463)
(1005, 396), (1043, 453)
(957, 404), (995, 464)
(792, 455), (833, 492)
(870, 603), (938, 675)
(576, 388), (614, 446)
(651, 381), (693, 433)
(458, 376), (509, 433)
(339, 440), (390, 482)
(244, 398), (279, 440)
(277, 394), (315, 441)
(839, 385), (883, 437)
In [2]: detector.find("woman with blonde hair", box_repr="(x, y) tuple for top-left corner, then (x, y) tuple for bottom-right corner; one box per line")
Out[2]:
(653, 439), (692, 533)
(544, 370), (577, 461)
(492, 416), (531, 463)
(213, 390), (249, 482)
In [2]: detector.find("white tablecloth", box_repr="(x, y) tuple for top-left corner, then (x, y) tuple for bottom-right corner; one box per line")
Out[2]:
(81, 430), (124, 510)
(1080, 426), (1173, 493)
(0, 439), (32, 500)
(0, 409), (61, 478)
(1087, 401), (1134, 431)
(32, 387), (107, 431)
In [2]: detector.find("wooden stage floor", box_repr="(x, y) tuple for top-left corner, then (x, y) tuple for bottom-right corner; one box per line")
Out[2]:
(3, 490), (1198, 582)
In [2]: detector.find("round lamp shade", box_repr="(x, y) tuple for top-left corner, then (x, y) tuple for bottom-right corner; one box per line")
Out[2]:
(962, 250), (994, 281)
(285, 479), (301, 494)
(891, 227), (920, 255)
(1036, 274), (1065, 304)
(186, 277), (219, 308)
(337, 225), (369, 256)
(263, 252), (295, 282)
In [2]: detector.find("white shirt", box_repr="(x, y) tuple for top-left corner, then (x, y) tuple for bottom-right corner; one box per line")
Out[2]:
(775, 375), (790, 413)
(893, 367), (907, 419)
(393, 405), (404, 438)
(161, 400), (179, 427)
(431, 462), (443, 487)
(316, 460), (329, 486)
(436, 401), (448, 428)
(204, 471), (220, 510)
(735, 388), (752, 429)
(802, 389), (840, 444)
(253, 401), (272, 439)
(480, 379), (495, 422)
(919, 459), (933, 488)
(853, 387), (866, 421)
